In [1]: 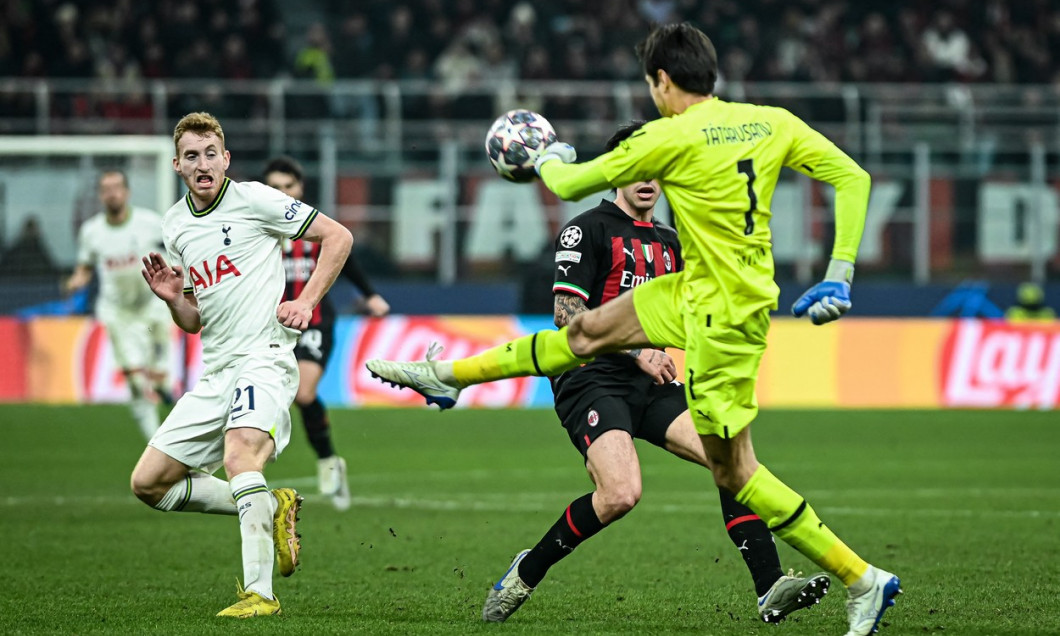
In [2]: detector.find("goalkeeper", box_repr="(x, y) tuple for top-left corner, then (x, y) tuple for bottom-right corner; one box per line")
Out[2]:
(482, 120), (829, 625)
(368, 22), (899, 636)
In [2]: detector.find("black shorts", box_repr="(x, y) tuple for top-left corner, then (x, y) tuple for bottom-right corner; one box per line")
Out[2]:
(293, 325), (334, 368)
(557, 381), (687, 459)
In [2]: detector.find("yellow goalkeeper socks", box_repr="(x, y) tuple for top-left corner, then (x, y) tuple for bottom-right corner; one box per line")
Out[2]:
(736, 465), (868, 586)
(451, 327), (591, 385)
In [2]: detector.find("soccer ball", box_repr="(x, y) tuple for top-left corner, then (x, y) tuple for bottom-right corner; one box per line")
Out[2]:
(485, 110), (557, 183)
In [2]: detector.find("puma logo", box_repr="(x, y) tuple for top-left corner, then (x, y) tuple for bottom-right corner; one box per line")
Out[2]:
(623, 248), (635, 259)
(558, 265), (570, 275)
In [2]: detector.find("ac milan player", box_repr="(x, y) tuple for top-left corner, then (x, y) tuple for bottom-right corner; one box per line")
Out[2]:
(264, 156), (390, 511)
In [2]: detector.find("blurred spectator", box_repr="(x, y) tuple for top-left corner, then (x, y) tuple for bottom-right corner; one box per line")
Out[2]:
(0, 0), (1059, 90)
(291, 23), (334, 119)
(0, 217), (58, 278)
(921, 11), (986, 81)
(1005, 282), (1056, 322)
(293, 23), (334, 84)
(221, 35), (254, 81)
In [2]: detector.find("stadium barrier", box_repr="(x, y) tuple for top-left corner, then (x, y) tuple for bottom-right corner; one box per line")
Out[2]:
(0, 315), (1057, 410)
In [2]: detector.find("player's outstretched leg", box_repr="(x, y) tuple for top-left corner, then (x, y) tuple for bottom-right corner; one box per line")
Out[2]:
(482, 549), (534, 622)
(216, 581), (282, 618)
(366, 342), (462, 409)
(272, 487), (303, 577)
(758, 570), (831, 623)
(366, 331), (592, 409)
(844, 566), (902, 636)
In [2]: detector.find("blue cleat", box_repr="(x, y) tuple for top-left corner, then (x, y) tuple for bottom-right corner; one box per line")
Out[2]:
(482, 549), (534, 622)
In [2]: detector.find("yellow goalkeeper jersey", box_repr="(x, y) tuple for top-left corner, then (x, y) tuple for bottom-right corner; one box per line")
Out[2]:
(541, 98), (869, 321)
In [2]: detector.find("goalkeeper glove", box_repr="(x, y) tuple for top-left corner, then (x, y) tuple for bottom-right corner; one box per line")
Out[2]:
(791, 258), (854, 325)
(534, 141), (577, 176)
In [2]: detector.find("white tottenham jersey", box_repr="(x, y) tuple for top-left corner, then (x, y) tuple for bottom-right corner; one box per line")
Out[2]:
(77, 206), (169, 317)
(162, 178), (320, 372)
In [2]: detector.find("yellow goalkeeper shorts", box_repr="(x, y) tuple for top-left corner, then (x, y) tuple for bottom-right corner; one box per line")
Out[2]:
(632, 273), (769, 439)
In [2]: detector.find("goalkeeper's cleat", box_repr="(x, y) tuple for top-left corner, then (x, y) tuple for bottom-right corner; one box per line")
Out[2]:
(317, 455), (351, 511)
(216, 582), (281, 618)
(272, 488), (302, 577)
(482, 549), (534, 622)
(365, 342), (461, 410)
(758, 570), (830, 623)
(844, 566), (902, 636)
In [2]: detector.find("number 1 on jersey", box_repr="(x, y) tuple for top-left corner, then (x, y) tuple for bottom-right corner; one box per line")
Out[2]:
(737, 159), (757, 236)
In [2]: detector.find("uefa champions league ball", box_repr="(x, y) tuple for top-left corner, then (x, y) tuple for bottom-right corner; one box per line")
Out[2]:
(484, 110), (557, 183)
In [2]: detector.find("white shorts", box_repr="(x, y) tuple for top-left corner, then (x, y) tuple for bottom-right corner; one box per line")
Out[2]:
(99, 305), (172, 373)
(150, 349), (299, 473)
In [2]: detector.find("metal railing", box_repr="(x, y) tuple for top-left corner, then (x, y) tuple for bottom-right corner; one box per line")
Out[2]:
(1, 78), (1058, 288)
(3, 78), (1060, 164)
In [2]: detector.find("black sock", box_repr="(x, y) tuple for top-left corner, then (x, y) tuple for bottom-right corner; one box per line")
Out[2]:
(719, 487), (783, 597)
(299, 398), (334, 459)
(517, 493), (606, 588)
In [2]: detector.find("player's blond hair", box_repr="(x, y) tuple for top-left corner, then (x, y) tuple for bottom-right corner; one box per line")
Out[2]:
(172, 112), (225, 153)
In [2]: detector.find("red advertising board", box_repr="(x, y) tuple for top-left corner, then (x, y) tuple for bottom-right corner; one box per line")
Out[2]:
(940, 319), (1060, 409)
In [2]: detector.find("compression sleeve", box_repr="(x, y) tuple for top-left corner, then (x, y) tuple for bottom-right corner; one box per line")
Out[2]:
(341, 254), (377, 297)
(539, 160), (612, 202)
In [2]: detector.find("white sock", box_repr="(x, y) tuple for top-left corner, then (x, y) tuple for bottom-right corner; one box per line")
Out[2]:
(230, 471), (276, 600)
(154, 473), (237, 514)
(848, 565), (877, 596)
(129, 398), (159, 440)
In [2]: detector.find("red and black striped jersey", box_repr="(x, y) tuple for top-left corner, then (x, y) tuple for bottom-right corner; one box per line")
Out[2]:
(553, 199), (682, 308)
(281, 238), (330, 327)
(280, 237), (380, 328)
(550, 199), (683, 407)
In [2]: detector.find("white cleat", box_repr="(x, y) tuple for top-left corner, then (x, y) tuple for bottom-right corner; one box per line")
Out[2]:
(365, 342), (461, 410)
(482, 549), (534, 622)
(844, 566), (902, 636)
(318, 455), (351, 511)
(758, 570), (830, 623)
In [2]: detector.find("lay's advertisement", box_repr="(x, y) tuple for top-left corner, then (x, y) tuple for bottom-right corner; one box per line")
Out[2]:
(1, 316), (1058, 410)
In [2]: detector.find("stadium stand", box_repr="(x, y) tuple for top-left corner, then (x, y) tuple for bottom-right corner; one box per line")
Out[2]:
(0, 0), (1057, 315)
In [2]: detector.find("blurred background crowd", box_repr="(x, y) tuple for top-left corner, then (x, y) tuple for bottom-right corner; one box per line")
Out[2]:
(3, 0), (1059, 88)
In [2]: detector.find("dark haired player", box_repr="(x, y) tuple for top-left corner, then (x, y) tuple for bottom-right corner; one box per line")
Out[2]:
(368, 22), (900, 636)
(482, 121), (828, 623)
(264, 156), (390, 510)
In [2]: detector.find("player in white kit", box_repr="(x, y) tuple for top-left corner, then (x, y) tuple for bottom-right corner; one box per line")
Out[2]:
(66, 171), (172, 439)
(130, 112), (353, 618)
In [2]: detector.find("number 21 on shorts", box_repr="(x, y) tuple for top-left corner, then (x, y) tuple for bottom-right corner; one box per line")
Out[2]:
(231, 385), (256, 419)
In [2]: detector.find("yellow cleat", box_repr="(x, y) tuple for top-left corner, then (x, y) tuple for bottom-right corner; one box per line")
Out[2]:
(216, 583), (281, 618)
(272, 487), (302, 577)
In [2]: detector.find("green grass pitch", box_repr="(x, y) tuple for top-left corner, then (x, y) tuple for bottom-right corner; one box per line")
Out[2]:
(1, 405), (1058, 635)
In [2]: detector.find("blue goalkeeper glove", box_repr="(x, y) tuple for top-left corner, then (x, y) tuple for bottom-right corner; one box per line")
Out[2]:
(534, 141), (577, 176)
(792, 259), (854, 325)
